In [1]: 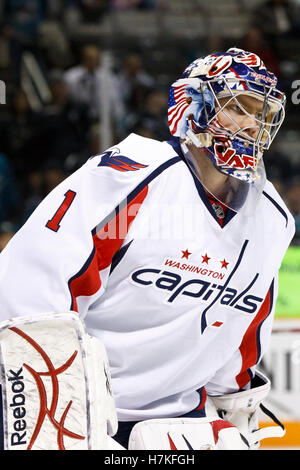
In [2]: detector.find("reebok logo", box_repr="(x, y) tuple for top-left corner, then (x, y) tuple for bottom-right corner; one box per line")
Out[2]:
(8, 367), (27, 446)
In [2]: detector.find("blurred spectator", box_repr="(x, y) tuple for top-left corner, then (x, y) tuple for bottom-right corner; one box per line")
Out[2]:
(251, 0), (300, 55)
(2, 0), (47, 78)
(43, 160), (66, 194)
(129, 88), (169, 141)
(127, 125), (156, 140)
(2, 88), (42, 177)
(0, 221), (16, 252)
(36, 72), (91, 167)
(21, 159), (67, 224)
(110, 0), (156, 10)
(284, 181), (300, 217)
(37, 20), (73, 69)
(0, 28), (11, 70)
(263, 141), (294, 183)
(186, 35), (227, 71)
(206, 35), (227, 54)
(3, 0), (46, 38)
(0, 153), (19, 224)
(77, 0), (110, 22)
(240, 27), (281, 78)
(21, 170), (44, 223)
(283, 181), (300, 243)
(115, 53), (155, 112)
(64, 44), (125, 126)
(8, 74), (90, 224)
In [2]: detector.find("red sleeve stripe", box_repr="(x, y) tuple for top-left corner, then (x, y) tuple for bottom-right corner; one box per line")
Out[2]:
(235, 280), (274, 389)
(68, 186), (149, 312)
(195, 386), (207, 411)
(68, 246), (101, 312)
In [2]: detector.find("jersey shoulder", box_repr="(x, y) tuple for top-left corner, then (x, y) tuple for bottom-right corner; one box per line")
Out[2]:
(87, 133), (180, 172)
(261, 179), (295, 239)
(73, 134), (183, 215)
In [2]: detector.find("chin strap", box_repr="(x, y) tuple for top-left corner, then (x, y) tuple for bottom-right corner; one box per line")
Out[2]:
(185, 127), (212, 148)
(185, 114), (233, 150)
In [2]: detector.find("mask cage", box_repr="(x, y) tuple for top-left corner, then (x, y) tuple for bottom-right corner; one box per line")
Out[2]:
(194, 76), (286, 155)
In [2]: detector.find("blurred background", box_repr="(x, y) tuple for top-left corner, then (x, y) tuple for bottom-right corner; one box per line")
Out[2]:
(0, 0), (299, 449)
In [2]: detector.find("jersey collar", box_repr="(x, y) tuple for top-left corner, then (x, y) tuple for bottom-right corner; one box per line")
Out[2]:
(166, 136), (237, 228)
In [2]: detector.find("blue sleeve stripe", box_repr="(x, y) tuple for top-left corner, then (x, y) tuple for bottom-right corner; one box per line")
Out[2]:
(262, 191), (288, 227)
(110, 240), (133, 275)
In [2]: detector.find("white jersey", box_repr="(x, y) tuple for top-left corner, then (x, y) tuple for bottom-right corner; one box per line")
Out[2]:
(0, 134), (295, 421)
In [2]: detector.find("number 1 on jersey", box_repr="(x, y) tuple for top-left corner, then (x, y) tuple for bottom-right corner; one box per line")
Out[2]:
(46, 190), (76, 232)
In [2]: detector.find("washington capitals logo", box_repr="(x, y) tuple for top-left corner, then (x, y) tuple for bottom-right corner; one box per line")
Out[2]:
(97, 149), (148, 172)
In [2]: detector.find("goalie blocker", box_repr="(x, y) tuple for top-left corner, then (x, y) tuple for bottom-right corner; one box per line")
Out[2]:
(0, 312), (123, 450)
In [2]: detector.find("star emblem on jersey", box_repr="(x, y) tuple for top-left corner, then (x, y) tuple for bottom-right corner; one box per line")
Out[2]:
(97, 149), (148, 172)
(220, 259), (229, 269)
(201, 253), (210, 264)
(181, 249), (192, 259)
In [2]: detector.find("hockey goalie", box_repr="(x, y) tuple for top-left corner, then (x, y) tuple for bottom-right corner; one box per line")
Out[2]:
(0, 47), (294, 450)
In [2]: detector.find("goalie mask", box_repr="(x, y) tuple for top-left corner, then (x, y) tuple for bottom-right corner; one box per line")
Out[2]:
(168, 48), (286, 212)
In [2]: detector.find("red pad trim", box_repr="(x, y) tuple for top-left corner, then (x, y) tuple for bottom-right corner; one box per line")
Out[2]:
(167, 433), (178, 450)
(210, 419), (235, 445)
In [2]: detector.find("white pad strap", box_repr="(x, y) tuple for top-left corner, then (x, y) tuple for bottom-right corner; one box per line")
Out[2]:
(0, 312), (118, 450)
(254, 423), (285, 442)
(252, 403), (285, 443)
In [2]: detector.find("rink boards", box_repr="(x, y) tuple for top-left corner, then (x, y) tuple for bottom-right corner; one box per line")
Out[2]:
(258, 319), (300, 449)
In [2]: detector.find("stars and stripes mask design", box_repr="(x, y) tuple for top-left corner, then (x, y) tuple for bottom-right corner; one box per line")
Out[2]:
(167, 48), (286, 184)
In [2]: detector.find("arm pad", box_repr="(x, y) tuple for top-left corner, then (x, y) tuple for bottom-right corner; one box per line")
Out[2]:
(208, 371), (285, 449)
